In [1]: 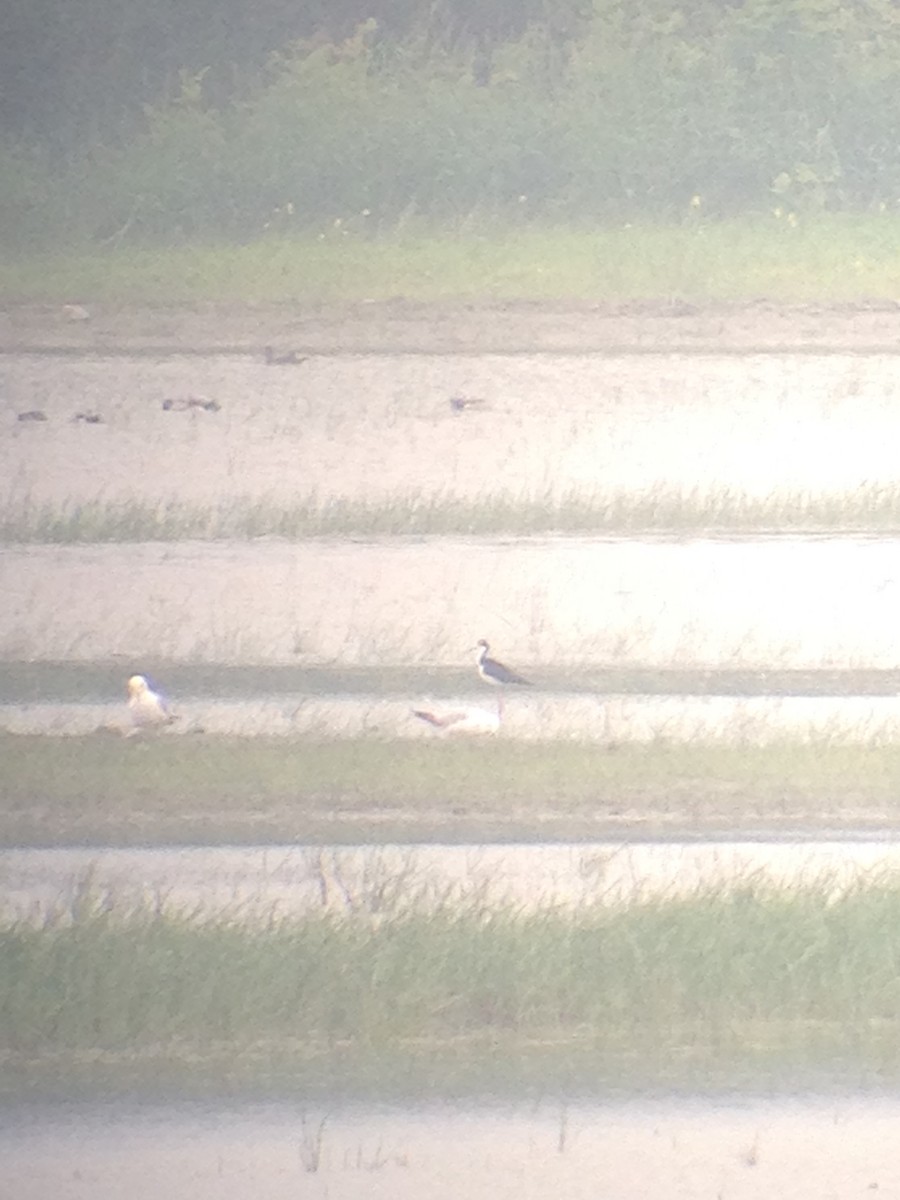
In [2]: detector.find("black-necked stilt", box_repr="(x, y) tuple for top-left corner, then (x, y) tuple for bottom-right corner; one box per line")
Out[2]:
(474, 640), (530, 687)
(265, 346), (308, 366)
(126, 675), (177, 731)
(412, 706), (500, 734)
(474, 639), (530, 717)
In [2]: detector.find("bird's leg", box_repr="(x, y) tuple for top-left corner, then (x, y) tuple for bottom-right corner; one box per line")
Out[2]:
(497, 693), (504, 722)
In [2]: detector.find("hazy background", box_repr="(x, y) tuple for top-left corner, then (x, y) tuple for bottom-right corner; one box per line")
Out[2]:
(3, 0), (898, 248)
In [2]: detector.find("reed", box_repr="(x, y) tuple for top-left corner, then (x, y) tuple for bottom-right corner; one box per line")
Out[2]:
(5, 873), (900, 1096)
(7, 482), (900, 544)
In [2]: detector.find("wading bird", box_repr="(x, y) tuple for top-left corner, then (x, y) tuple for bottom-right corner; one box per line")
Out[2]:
(126, 674), (177, 731)
(473, 639), (531, 717)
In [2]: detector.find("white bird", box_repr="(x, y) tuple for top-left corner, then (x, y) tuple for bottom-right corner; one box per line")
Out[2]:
(126, 674), (176, 730)
(412, 706), (500, 734)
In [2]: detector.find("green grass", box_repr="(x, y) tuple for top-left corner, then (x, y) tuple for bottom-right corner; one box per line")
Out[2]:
(6, 876), (900, 1098)
(4, 734), (900, 845)
(5, 215), (900, 305)
(7, 483), (900, 543)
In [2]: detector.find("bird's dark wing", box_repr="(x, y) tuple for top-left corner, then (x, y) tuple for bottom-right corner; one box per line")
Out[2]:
(488, 658), (531, 686)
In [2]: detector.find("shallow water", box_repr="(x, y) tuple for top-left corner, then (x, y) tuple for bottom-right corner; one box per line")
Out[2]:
(5, 347), (900, 684)
(4, 535), (900, 670)
(4, 350), (900, 507)
(5, 841), (900, 922)
(5, 350), (900, 744)
(2, 1093), (898, 1200)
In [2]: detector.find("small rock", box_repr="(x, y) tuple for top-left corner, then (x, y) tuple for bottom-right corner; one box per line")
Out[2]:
(264, 346), (308, 366)
(62, 304), (91, 322)
(17, 410), (48, 422)
(73, 411), (103, 424)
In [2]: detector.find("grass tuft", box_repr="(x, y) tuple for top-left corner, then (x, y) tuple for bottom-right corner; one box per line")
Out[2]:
(6, 483), (900, 543)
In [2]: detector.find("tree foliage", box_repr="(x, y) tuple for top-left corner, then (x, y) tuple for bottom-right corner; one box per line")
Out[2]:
(4, 0), (900, 244)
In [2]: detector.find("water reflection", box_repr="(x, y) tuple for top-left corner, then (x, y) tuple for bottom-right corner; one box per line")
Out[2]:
(1, 1093), (898, 1200)
(4, 536), (900, 669)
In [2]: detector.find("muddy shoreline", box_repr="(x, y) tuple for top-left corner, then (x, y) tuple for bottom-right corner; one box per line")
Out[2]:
(5, 801), (900, 849)
(4, 298), (900, 355)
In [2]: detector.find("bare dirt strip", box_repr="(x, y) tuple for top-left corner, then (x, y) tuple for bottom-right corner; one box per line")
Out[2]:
(4, 298), (900, 355)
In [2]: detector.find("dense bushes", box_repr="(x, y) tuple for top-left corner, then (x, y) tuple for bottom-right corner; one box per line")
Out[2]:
(5, 0), (900, 247)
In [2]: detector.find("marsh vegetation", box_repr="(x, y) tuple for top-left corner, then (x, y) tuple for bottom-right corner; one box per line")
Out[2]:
(11, 481), (900, 543)
(8, 219), (900, 305)
(6, 866), (900, 1097)
(4, 734), (900, 845)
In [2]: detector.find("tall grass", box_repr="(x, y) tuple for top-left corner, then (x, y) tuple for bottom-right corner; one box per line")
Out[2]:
(7, 483), (900, 544)
(5, 876), (900, 1095)
(6, 217), (900, 304)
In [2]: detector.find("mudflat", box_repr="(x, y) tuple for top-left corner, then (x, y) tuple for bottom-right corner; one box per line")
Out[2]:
(4, 297), (900, 355)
